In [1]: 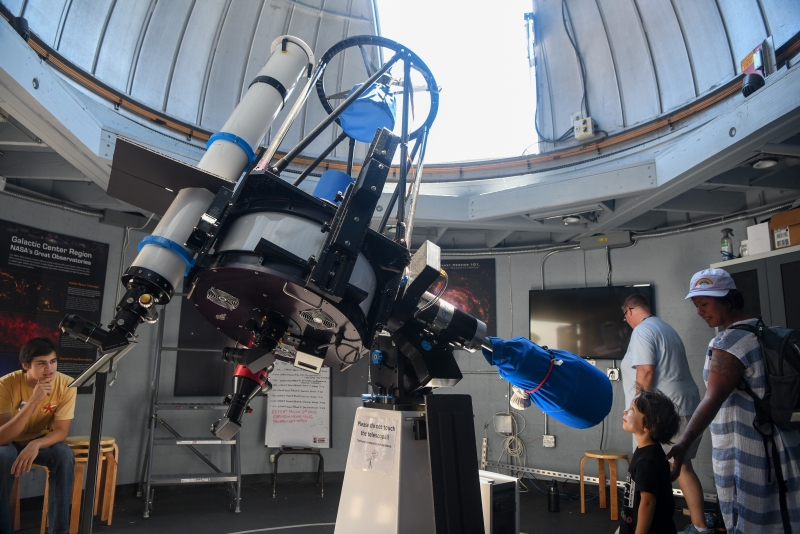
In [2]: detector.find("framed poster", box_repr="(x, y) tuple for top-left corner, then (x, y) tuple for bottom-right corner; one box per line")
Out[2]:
(438, 258), (497, 337)
(0, 220), (109, 390)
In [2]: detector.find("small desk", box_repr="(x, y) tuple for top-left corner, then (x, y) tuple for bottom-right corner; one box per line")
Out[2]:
(272, 447), (324, 498)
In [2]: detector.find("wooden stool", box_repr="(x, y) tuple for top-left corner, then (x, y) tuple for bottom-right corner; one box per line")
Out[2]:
(272, 447), (324, 498)
(9, 465), (49, 534)
(580, 450), (630, 520)
(66, 436), (118, 534)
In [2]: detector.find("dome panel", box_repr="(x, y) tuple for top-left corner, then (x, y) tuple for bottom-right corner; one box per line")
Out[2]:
(761, 0), (800, 49)
(22, 0), (67, 47)
(716, 0), (767, 75)
(635, 0), (695, 112)
(57, 0), (113, 73)
(562, 0), (623, 132)
(130, 0), (195, 112)
(200, 0), (263, 130)
(595, 0), (659, 127)
(165, 0), (230, 124)
(93, 0), (153, 91)
(672, 0), (733, 94)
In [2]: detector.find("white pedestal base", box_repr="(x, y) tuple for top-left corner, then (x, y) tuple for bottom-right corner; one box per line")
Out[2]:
(334, 407), (435, 534)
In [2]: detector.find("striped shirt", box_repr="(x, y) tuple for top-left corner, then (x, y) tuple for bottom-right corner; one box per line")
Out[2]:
(704, 319), (800, 534)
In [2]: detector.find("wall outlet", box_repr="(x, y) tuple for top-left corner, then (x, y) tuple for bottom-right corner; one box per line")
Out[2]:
(607, 368), (620, 381)
(574, 116), (596, 140)
(269, 454), (276, 463)
(543, 435), (555, 448)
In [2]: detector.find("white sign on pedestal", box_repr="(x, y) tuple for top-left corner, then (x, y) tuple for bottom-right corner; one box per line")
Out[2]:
(350, 413), (398, 475)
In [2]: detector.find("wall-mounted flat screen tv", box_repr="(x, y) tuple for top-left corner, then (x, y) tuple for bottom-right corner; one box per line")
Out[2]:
(529, 285), (654, 359)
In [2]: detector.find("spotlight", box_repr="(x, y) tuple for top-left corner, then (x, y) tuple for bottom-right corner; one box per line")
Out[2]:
(753, 159), (778, 169)
(562, 215), (581, 224)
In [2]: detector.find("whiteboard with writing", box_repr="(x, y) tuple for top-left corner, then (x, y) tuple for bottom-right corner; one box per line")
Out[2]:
(264, 360), (331, 448)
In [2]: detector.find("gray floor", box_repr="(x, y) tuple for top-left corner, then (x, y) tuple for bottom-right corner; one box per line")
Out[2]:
(15, 475), (699, 534)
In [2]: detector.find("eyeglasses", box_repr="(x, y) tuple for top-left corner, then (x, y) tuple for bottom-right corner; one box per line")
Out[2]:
(622, 307), (635, 320)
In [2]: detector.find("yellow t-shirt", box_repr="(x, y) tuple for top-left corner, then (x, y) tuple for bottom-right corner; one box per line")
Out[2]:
(0, 370), (76, 443)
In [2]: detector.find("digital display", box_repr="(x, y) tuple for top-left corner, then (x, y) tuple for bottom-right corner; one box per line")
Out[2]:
(529, 285), (654, 359)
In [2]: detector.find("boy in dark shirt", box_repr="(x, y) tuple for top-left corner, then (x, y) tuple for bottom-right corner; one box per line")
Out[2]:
(621, 388), (680, 534)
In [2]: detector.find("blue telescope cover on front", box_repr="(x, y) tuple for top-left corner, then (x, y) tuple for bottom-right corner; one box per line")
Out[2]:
(482, 337), (613, 429)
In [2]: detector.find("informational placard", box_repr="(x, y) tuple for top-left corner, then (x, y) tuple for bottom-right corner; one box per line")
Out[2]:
(350, 412), (397, 475)
(265, 360), (330, 448)
(0, 220), (109, 388)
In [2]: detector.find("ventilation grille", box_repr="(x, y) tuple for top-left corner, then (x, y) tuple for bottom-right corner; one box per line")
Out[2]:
(299, 309), (337, 330)
(206, 287), (239, 311)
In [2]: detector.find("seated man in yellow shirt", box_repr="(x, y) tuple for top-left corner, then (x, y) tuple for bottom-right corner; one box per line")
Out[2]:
(0, 337), (76, 534)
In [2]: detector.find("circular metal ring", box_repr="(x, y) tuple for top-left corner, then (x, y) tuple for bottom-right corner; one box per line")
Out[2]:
(315, 35), (439, 141)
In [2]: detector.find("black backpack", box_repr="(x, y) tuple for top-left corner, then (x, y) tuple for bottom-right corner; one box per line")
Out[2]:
(729, 320), (800, 432)
(729, 319), (800, 534)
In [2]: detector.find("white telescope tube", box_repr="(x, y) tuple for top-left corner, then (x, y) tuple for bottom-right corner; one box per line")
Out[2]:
(130, 36), (313, 290)
(201, 36), (314, 182)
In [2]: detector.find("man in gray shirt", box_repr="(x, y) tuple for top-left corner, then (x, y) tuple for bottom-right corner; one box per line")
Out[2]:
(620, 293), (706, 534)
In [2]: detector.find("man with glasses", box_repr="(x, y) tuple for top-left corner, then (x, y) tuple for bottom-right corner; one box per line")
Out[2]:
(620, 293), (706, 534)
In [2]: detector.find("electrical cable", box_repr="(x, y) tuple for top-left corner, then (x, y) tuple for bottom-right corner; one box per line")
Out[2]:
(561, 0), (589, 119)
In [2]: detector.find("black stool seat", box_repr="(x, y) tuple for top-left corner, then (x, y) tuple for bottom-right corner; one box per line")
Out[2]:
(273, 447), (324, 498)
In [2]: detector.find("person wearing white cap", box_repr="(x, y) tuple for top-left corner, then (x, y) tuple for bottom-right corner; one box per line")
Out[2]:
(668, 268), (800, 534)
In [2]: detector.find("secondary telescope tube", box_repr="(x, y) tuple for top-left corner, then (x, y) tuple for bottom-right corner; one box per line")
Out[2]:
(130, 36), (314, 291)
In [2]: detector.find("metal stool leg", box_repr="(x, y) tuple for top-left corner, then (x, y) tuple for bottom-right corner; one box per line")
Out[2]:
(272, 452), (281, 499)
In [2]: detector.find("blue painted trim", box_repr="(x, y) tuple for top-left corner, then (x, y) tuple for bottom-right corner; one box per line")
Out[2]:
(138, 235), (195, 276)
(206, 132), (257, 166)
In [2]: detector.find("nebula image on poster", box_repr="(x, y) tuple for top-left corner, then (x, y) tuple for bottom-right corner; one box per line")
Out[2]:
(433, 259), (496, 337)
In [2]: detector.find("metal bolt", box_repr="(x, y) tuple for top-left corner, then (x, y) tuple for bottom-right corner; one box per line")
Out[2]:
(354, 217), (360, 222)
(117, 319), (125, 325)
(126, 297), (134, 304)
(345, 240), (350, 246)
(329, 271), (336, 277)
(32, 78), (38, 89)
(371, 186), (376, 191)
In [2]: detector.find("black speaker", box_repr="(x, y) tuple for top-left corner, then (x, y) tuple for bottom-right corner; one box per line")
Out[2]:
(742, 73), (765, 97)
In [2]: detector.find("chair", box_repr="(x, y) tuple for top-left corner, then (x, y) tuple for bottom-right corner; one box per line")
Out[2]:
(579, 449), (630, 520)
(272, 447), (324, 498)
(66, 436), (118, 534)
(9, 464), (49, 534)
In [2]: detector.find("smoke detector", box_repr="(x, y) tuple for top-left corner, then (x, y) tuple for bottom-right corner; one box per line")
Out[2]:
(562, 214), (582, 224)
(752, 159), (777, 169)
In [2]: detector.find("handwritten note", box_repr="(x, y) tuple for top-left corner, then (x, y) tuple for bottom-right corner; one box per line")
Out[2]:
(265, 361), (330, 448)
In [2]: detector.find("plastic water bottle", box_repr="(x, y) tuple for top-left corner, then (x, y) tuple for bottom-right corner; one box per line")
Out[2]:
(721, 228), (735, 261)
(548, 479), (560, 512)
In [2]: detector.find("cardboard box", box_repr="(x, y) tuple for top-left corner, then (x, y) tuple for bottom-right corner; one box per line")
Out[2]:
(769, 207), (800, 249)
(747, 222), (773, 255)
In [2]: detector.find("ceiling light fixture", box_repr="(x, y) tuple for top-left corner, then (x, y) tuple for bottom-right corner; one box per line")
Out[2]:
(562, 215), (581, 224)
(753, 159), (778, 169)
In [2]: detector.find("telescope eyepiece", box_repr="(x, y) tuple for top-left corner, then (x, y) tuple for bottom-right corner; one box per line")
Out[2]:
(59, 314), (108, 349)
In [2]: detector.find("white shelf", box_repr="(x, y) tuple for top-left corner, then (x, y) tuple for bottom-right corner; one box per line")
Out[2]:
(711, 244), (800, 268)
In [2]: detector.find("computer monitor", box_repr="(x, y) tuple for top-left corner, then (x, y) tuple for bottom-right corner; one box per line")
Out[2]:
(528, 285), (654, 359)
